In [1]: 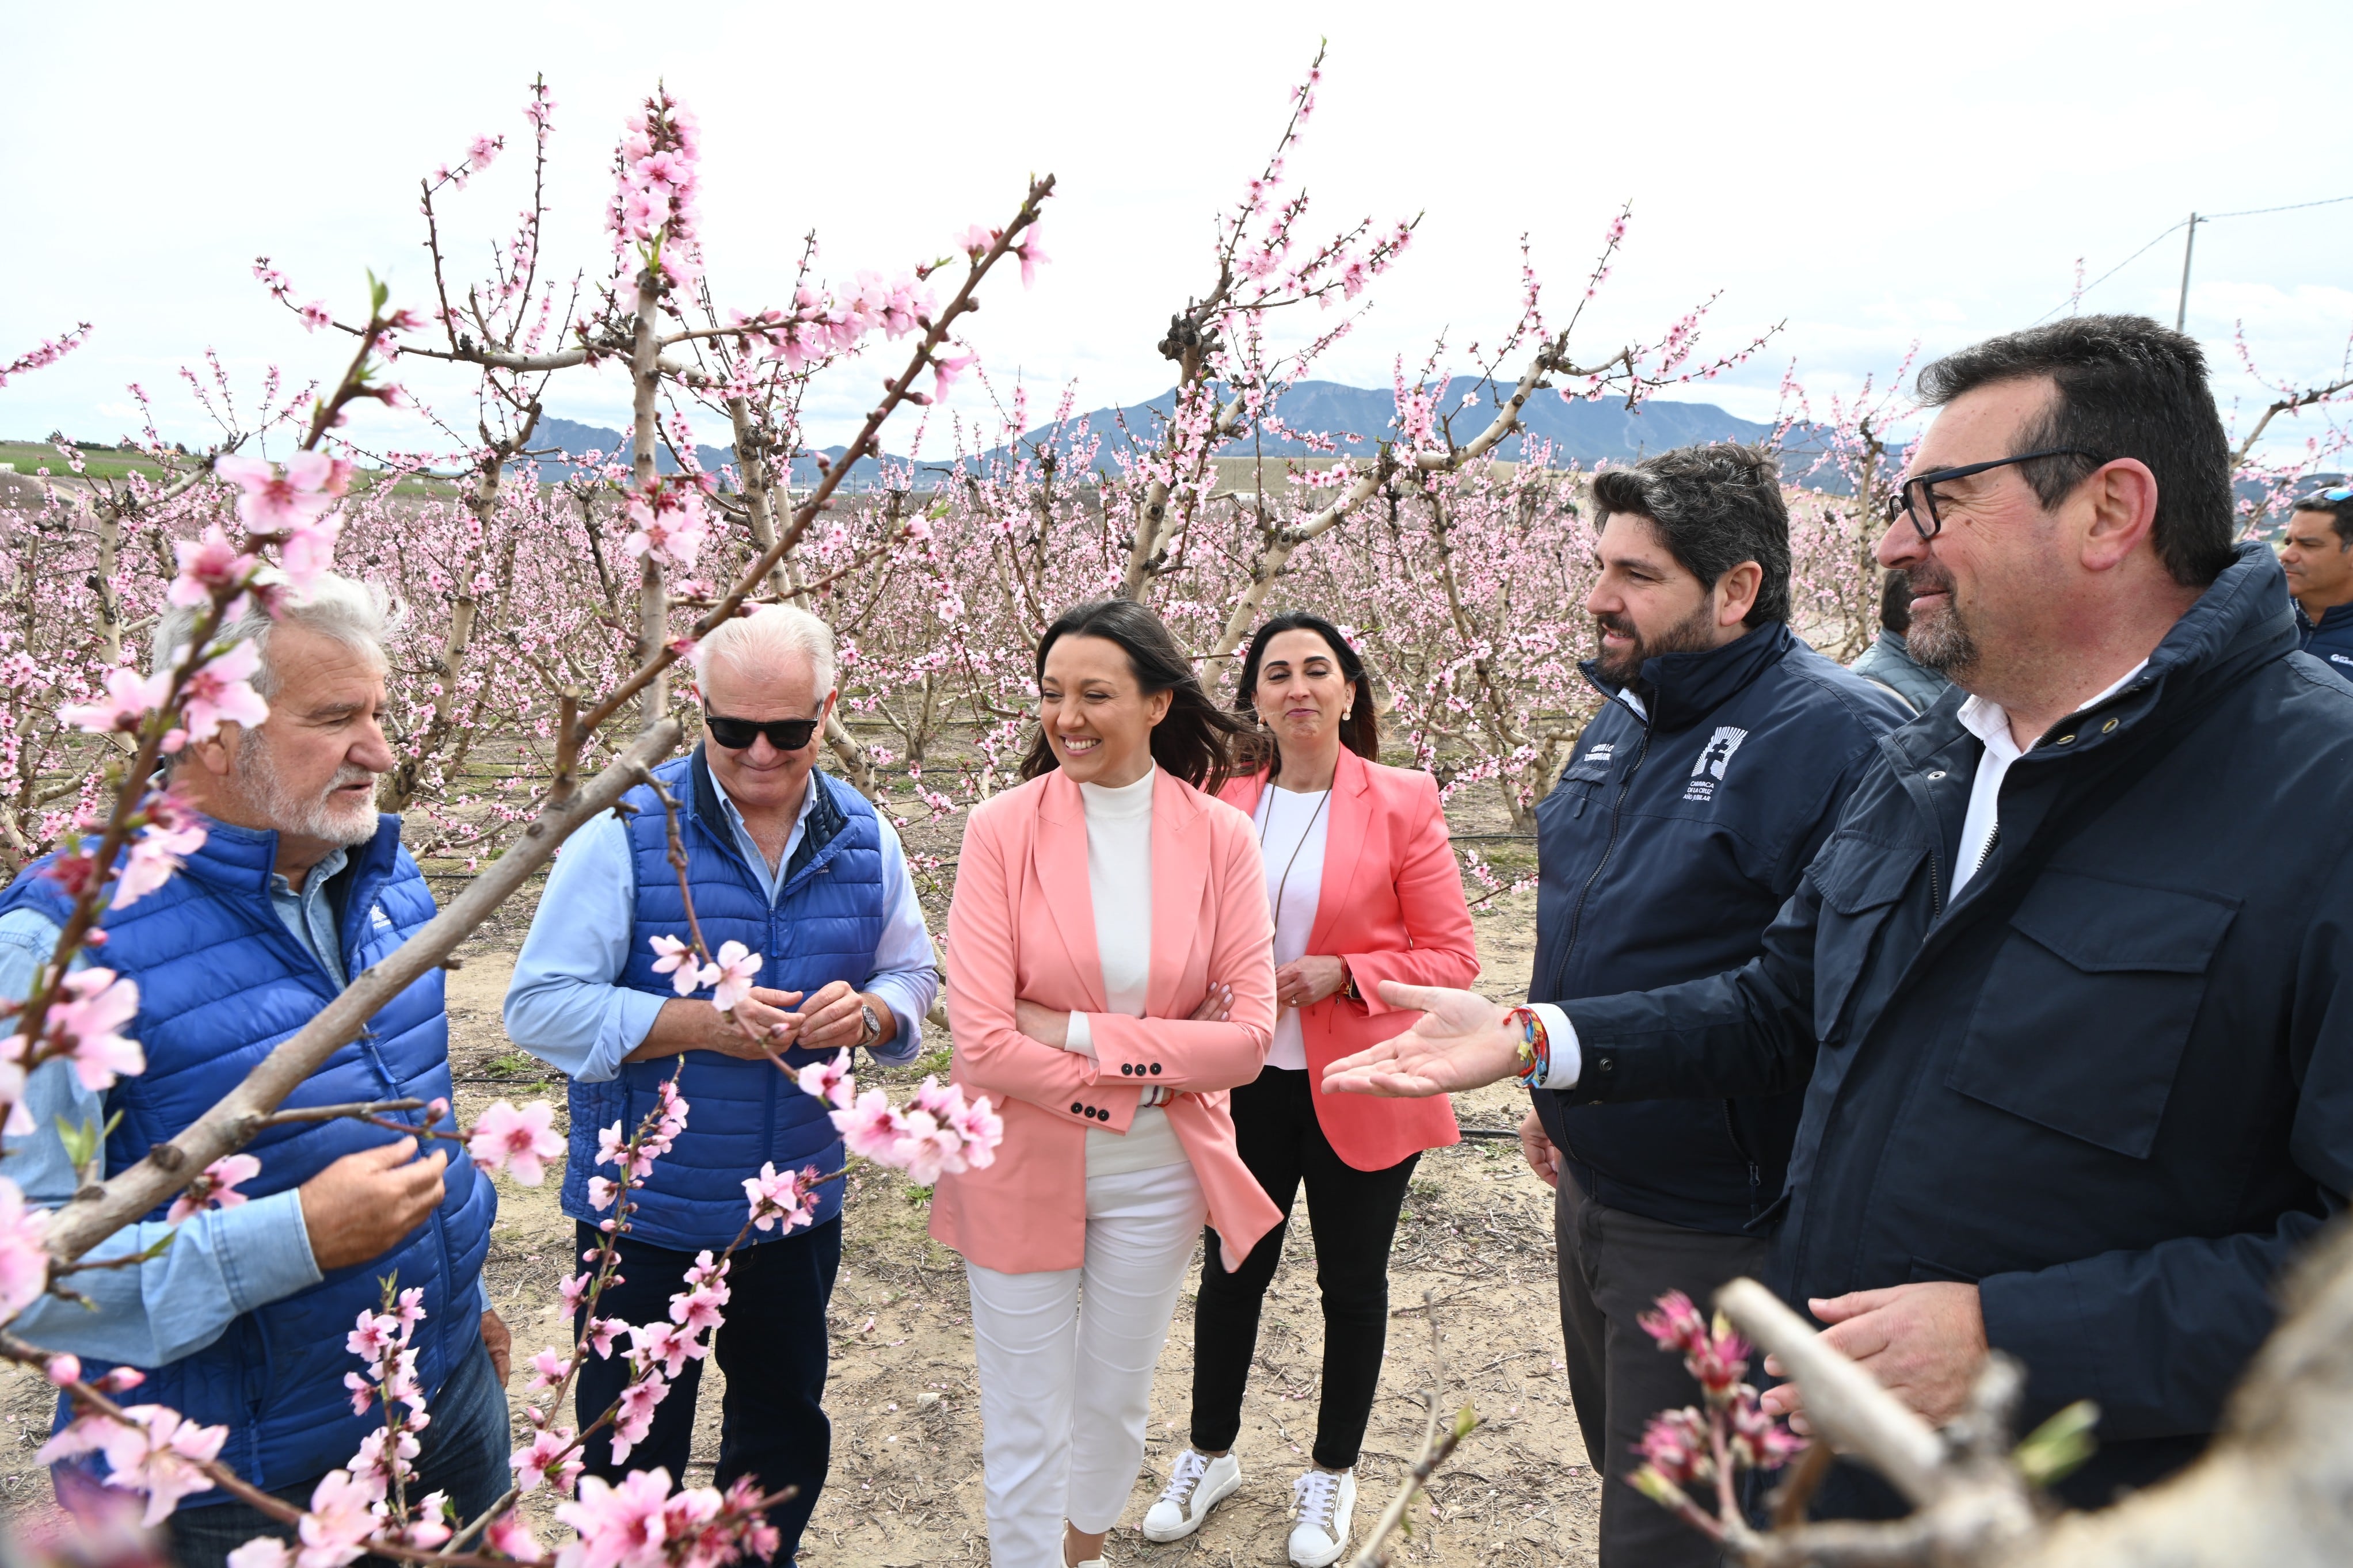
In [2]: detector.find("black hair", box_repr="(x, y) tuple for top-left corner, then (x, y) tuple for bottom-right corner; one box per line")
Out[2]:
(2291, 492), (2353, 549)
(1590, 442), (1791, 626)
(1915, 314), (2234, 587)
(1879, 568), (1914, 634)
(1231, 612), (1380, 772)
(1018, 599), (1244, 791)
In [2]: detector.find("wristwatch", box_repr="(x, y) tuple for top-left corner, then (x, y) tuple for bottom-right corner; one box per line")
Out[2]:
(855, 1001), (883, 1050)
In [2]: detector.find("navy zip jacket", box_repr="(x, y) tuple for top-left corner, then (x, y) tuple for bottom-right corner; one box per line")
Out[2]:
(1529, 621), (1907, 1234)
(2294, 598), (2353, 683)
(1558, 544), (2353, 1513)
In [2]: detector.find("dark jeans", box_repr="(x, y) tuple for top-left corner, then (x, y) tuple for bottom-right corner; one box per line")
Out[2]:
(160, 1332), (510, 1568)
(1556, 1171), (1772, 1568)
(574, 1217), (841, 1559)
(1192, 1067), (1419, 1471)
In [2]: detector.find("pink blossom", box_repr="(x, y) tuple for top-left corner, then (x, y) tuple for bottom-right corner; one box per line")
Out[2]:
(166, 1152), (262, 1223)
(794, 1050), (854, 1109)
(628, 1320), (702, 1379)
(487, 1510), (543, 1559)
(830, 1088), (907, 1163)
(167, 525), (260, 609)
(930, 350), (976, 405)
(40, 1404), (228, 1527)
(648, 933), (707, 997)
(555, 1467), (673, 1568)
(585, 1317), (625, 1359)
(214, 451), (352, 537)
(467, 135), (501, 170)
(172, 637), (269, 743)
(528, 1346), (570, 1391)
(511, 1426), (584, 1495)
(299, 302), (332, 333)
(743, 1161), (815, 1234)
(47, 967), (144, 1091)
(1638, 1290), (1708, 1356)
(1014, 225), (1049, 290)
(560, 1271), (594, 1317)
(607, 1375), (668, 1466)
(1635, 1406), (1711, 1487)
(705, 940), (762, 1013)
(888, 1108), (963, 1186)
(295, 1468), (377, 1568)
(59, 665), (168, 735)
(44, 1353), (81, 1387)
(588, 1174), (620, 1211)
(115, 808), (208, 910)
(277, 516), (343, 595)
(227, 1540), (293, 1568)
(950, 1093), (1004, 1169)
(467, 1099), (563, 1185)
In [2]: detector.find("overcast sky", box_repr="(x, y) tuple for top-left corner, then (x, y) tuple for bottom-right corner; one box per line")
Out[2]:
(8, 0), (2351, 466)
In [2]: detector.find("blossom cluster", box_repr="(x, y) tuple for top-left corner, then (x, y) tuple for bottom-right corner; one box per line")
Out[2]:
(800, 1051), (1003, 1187)
(610, 90), (703, 290)
(621, 481), (714, 572)
(1629, 1290), (1804, 1508)
(1, 323), (93, 390)
(647, 933), (763, 1012)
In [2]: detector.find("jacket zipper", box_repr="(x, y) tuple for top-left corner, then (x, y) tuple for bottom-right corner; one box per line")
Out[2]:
(1549, 715), (1653, 999)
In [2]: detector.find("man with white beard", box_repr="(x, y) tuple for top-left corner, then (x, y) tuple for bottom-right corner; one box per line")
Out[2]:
(0, 576), (508, 1568)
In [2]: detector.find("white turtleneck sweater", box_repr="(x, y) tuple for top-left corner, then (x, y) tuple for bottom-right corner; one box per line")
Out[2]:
(1064, 766), (1188, 1176)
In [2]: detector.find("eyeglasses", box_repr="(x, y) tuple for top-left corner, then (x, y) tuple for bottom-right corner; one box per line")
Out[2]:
(702, 709), (821, 752)
(1883, 448), (2108, 542)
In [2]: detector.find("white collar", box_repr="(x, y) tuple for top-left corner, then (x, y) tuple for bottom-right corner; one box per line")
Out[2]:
(1955, 659), (2150, 761)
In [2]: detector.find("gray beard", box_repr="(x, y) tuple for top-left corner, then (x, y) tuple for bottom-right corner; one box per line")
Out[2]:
(1905, 599), (1980, 674)
(238, 731), (383, 846)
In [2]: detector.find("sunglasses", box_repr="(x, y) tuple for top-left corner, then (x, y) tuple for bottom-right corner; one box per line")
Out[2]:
(703, 709), (821, 752)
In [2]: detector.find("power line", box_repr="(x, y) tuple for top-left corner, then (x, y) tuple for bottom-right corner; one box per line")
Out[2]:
(2036, 194), (2353, 324)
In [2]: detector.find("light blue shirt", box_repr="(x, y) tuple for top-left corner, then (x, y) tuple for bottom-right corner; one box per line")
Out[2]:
(502, 760), (938, 1082)
(0, 825), (491, 1368)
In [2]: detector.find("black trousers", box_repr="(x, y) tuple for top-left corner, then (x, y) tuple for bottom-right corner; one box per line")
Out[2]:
(1192, 1067), (1419, 1471)
(159, 1334), (510, 1568)
(1555, 1172), (1771, 1568)
(574, 1217), (842, 1558)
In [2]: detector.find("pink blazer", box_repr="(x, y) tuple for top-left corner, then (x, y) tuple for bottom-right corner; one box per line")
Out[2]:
(1219, 748), (1480, 1170)
(931, 767), (1284, 1275)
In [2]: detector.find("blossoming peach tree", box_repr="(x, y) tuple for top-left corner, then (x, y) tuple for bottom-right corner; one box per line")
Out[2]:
(0, 77), (1035, 1567)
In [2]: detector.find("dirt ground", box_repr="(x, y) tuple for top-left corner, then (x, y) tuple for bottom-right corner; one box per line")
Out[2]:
(0, 787), (1606, 1566)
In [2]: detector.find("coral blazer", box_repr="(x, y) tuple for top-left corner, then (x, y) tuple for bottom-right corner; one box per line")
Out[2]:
(931, 766), (1284, 1275)
(1219, 748), (1479, 1170)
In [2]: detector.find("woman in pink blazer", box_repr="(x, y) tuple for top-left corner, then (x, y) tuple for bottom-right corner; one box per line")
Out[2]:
(933, 599), (1281, 1568)
(1141, 613), (1479, 1568)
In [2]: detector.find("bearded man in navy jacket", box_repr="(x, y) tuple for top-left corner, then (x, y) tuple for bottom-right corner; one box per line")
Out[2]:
(1515, 443), (1906, 1566)
(504, 602), (938, 1558)
(0, 578), (507, 1568)
(1329, 315), (2353, 1524)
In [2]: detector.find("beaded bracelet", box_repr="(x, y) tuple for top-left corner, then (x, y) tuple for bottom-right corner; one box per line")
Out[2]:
(1506, 1005), (1550, 1086)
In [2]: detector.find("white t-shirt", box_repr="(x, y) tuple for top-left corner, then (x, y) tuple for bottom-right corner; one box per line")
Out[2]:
(1067, 767), (1187, 1176)
(1253, 784), (1332, 1072)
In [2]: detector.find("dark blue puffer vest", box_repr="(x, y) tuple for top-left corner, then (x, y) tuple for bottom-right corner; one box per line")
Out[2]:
(561, 749), (884, 1251)
(0, 817), (494, 1503)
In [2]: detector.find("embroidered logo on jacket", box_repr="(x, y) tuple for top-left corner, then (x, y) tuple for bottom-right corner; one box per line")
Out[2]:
(370, 904), (394, 930)
(1684, 726), (1749, 802)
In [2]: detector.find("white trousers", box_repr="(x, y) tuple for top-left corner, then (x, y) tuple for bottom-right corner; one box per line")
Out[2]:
(965, 1159), (1208, 1567)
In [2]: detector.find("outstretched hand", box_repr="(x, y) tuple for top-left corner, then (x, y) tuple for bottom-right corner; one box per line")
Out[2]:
(1318, 982), (1524, 1097)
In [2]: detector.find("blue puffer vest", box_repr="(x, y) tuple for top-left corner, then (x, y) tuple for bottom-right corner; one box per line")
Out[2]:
(0, 817), (494, 1503)
(561, 749), (884, 1251)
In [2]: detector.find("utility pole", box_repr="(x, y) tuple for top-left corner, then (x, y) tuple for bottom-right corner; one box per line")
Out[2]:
(2176, 212), (2202, 332)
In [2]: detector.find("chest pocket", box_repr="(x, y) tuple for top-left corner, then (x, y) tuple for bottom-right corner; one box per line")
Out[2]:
(1808, 833), (1921, 1045)
(1545, 750), (1617, 821)
(1947, 870), (2236, 1159)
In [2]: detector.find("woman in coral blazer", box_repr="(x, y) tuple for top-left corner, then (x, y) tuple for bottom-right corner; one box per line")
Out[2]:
(932, 599), (1281, 1568)
(1141, 613), (1479, 1568)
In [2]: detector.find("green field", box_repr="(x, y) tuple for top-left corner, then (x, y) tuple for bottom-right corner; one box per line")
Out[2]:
(0, 441), (459, 497)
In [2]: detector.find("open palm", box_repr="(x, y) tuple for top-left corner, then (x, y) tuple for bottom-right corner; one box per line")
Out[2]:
(1319, 982), (1526, 1097)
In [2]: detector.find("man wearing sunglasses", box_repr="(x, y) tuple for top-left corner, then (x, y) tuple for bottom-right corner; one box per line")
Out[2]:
(1323, 314), (2353, 1522)
(2279, 487), (2353, 680)
(504, 603), (938, 1556)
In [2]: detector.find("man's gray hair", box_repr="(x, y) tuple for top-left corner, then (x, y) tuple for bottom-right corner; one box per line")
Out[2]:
(151, 574), (401, 699)
(692, 604), (837, 696)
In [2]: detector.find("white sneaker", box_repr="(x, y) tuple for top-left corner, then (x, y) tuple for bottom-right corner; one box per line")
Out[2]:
(1141, 1448), (1242, 1542)
(1287, 1468), (1356, 1568)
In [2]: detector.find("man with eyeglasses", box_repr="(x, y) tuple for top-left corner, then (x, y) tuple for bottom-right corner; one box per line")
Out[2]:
(1322, 314), (2353, 1523)
(2279, 486), (2353, 680)
(505, 603), (937, 1555)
